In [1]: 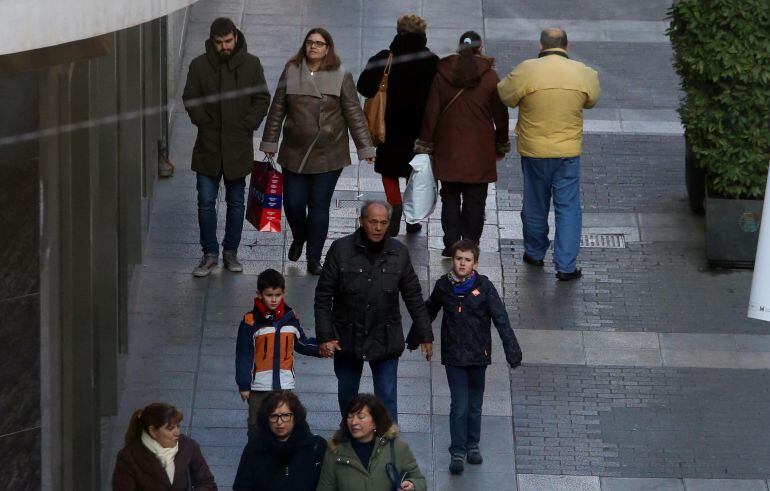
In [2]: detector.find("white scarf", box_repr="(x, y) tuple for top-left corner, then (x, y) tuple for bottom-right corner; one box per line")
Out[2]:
(141, 431), (178, 484)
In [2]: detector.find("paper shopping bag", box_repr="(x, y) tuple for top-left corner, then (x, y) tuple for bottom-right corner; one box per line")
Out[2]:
(246, 157), (283, 233)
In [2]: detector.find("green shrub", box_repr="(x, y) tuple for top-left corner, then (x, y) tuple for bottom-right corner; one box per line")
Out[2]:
(667, 0), (770, 199)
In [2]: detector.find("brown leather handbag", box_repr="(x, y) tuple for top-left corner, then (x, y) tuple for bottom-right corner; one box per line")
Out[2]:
(363, 52), (393, 146)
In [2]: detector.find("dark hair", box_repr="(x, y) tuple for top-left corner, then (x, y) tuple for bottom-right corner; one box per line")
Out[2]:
(450, 239), (480, 261)
(288, 28), (342, 70)
(257, 390), (308, 432)
(452, 31), (484, 88)
(257, 268), (285, 292)
(540, 28), (568, 49)
(124, 402), (183, 447)
(360, 200), (393, 221)
(210, 17), (237, 39)
(332, 394), (393, 445)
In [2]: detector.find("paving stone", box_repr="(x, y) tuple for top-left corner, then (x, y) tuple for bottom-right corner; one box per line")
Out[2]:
(682, 479), (768, 491)
(513, 365), (770, 479)
(600, 477), (684, 490)
(518, 474), (600, 491)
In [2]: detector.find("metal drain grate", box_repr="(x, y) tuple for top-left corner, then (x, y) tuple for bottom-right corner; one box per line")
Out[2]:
(580, 233), (626, 248)
(335, 198), (364, 209)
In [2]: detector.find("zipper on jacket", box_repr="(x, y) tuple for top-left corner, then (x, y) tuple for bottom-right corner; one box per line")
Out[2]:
(263, 338), (268, 360)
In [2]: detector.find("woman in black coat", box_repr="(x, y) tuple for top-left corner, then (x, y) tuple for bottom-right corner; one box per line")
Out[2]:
(357, 14), (438, 236)
(233, 391), (326, 491)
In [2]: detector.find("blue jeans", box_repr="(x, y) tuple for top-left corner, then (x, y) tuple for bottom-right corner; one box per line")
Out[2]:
(446, 365), (486, 456)
(196, 172), (246, 255)
(334, 356), (399, 422)
(520, 156), (582, 273)
(282, 168), (342, 263)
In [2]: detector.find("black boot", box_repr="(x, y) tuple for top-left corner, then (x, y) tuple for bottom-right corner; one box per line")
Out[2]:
(388, 204), (403, 237)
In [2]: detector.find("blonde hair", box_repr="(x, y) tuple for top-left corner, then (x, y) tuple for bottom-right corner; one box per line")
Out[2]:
(397, 13), (427, 34)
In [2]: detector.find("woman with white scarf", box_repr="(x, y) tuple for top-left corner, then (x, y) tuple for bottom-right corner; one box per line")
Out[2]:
(112, 402), (217, 490)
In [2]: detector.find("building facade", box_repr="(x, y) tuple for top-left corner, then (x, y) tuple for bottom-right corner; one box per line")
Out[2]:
(0, 1), (198, 488)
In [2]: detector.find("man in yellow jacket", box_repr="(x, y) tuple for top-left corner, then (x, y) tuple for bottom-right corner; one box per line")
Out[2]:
(498, 28), (600, 280)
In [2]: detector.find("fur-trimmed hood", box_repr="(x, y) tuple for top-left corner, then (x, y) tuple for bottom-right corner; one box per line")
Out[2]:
(328, 424), (400, 451)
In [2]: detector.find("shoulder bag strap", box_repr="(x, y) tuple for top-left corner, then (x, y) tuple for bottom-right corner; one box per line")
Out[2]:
(441, 88), (465, 116)
(384, 52), (393, 76)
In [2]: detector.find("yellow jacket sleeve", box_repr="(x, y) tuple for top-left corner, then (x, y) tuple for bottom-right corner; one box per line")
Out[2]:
(497, 66), (526, 108)
(584, 67), (601, 109)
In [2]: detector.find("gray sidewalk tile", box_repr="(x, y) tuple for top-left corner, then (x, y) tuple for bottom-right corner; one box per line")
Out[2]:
(661, 349), (739, 369)
(658, 333), (737, 351)
(435, 471), (518, 491)
(585, 348), (662, 367)
(516, 330), (586, 365)
(601, 477), (683, 490)
(518, 474), (601, 491)
(682, 479), (768, 490)
(583, 332), (660, 350)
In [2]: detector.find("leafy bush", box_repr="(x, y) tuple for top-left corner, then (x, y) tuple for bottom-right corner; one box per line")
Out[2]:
(667, 0), (770, 199)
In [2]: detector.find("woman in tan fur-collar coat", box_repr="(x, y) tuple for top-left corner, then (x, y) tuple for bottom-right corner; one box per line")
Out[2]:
(260, 28), (375, 275)
(316, 394), (426, 491)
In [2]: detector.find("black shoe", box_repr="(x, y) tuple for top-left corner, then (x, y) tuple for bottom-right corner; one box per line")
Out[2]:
(449, 455), (464, 475)
(466, 447), (483, 465)
(523, 253), (544, 267)
(441, 247), (453, 258)
(308, 259), (323, 275)
(288, 239), (305, 262)
(405, 222), (422, 234)
(388, 204), (403, 237)
(556, 268), (582, 281)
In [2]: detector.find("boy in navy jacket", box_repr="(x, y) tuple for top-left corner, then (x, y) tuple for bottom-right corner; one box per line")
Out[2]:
(422, 240), (522, 475)
(235, 268), (322, 436)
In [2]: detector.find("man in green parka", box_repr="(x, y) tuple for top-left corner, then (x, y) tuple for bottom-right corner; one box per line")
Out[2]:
(183, 17), (271, 277)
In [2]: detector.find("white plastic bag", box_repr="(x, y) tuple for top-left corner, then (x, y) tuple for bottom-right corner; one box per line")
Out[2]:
(403, 153), (438, 224)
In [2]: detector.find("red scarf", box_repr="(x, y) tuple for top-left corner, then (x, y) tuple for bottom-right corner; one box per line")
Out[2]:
(253, 297), (285, 321)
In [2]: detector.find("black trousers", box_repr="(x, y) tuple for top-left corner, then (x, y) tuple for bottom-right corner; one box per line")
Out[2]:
(439, 181), (489, 248)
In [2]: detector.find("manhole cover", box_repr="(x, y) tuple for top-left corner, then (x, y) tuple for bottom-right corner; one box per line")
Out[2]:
(580, 233), (626, 248)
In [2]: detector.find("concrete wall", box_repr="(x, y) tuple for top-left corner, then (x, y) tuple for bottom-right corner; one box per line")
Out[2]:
(0, 0), (198, 55)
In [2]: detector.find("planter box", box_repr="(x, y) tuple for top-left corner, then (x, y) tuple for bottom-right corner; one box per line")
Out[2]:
(706, 195), (763, 268)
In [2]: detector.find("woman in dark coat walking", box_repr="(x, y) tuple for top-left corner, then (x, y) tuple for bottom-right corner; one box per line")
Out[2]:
(233, 391), (327, 491)
(415, 31), (510, 256)
(357, 14), (438, 236)
(112, 402), (217, 490)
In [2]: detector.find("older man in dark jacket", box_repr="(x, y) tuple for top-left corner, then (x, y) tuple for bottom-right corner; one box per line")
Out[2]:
(183, 17), (271, 277)
(314, 201), (433, 421)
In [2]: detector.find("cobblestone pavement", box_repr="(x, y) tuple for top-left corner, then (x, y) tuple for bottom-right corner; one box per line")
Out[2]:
(103, 0), (770, 490)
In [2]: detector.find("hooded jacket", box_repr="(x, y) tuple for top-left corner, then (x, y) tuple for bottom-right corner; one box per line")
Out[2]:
(232, 421), (326, 491)
(415, 54), (510, 183)
(235, 301), (320, 392)
(497, 48), (600, 158)
(423, 274), (522, 367)
(316, 425), (426, 491)
(260, 60), (375, 174)
(182, 30), (271, 180)
(112, 435), (217, 491)
(357, 33), (439, 178)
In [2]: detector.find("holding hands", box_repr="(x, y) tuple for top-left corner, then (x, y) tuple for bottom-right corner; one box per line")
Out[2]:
(319, 340), (341, 358)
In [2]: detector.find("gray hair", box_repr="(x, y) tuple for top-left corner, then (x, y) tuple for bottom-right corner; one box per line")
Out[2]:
(359, 200), (392, 221)
(540, 27), (568, 49)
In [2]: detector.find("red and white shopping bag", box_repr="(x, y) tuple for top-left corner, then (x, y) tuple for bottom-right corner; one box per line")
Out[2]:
(246, 157), (283, 233)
